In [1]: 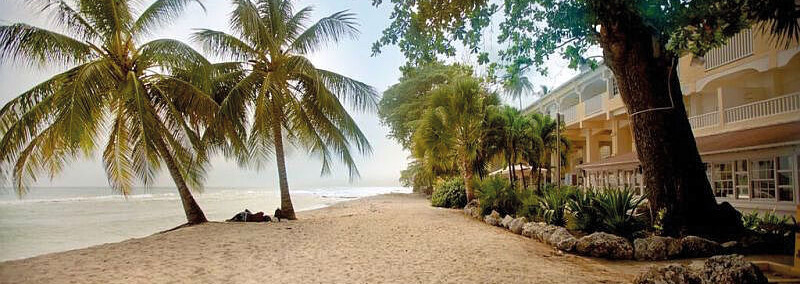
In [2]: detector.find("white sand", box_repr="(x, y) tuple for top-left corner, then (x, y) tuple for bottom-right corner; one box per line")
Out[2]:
(0, 193), (788, 283)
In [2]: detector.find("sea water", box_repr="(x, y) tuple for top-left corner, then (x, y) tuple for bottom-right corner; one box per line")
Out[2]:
(0, 186), (410, 261)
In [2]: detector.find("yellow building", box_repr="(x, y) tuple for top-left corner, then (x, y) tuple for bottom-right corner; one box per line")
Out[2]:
(523, 29), (800, 216)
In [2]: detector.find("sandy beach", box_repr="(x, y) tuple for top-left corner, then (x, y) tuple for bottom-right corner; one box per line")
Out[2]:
(0, 193), (788, 283)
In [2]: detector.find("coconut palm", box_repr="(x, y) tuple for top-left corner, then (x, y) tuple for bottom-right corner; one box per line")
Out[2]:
(413, 76), (497, 201)
(193, 0), (377, 220)
(501, 68), (533, 109)
(528, 112), (569, 190)
(0, 0), (214, 224)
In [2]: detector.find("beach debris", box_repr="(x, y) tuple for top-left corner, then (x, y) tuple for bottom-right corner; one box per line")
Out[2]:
(484, 210), (502, 226)
(501, 215), (514, 228)
(680, 236), (721, 258)
(633, 255), (766, 284)
(575, 232), (634, 260)
(509, 217), (528, 234)
(634, 236), (682, 260)
(227, 209), (273, 222)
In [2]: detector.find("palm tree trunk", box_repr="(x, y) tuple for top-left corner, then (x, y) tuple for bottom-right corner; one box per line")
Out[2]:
(519, 163), (527, 189)
(271, 100), (297, 220)
(462, 157), (475, 201)
(154, 139), (207, 225)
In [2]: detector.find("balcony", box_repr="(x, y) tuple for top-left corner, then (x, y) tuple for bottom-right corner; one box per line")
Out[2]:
(704, 29), (753, 70)
(563, 105), (578, 124)
(688, 111), (719, 129)
(725, 92), (800, 124)
(584, 94), (604, 117)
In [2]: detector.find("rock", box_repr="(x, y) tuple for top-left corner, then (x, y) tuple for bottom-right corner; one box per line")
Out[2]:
(501, 215), (514, 228)
(575, 232), (634, 260)
(634, 236), (682, 260)
(720, 241), (739, 253)
(547, 227), (577, 252)
(535, 224), (559, 242)
(680, 236), (721, 258)
(633, 264), (701, 284)
(521, 222), (536, 237)
(463, 200), (480, 219)
(484, 210), (502, 226)
(509, 217), (528, 234)
(699, 255), (767, 284)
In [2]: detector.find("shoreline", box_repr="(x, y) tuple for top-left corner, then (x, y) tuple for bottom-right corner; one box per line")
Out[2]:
(0, 193), (790, 283)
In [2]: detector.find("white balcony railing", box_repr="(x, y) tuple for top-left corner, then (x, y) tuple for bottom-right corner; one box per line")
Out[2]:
(705, 29), (753, 70)
(688, 111), (719, 129)
(563, 105), (578, 124)
(584, 94), (604, 116)
(724, 92), (800, 124)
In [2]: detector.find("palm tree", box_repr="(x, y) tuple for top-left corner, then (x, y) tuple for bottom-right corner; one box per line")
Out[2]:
(501, 68), (533, 109)
(193, 0), (377, 220)
(0, 0), (213, 224)
(528, 113), (569, 191)
(413, 76), (497, 201)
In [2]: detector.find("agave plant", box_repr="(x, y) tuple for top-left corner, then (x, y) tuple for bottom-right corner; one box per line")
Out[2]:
(0, 0), (213, 224)
(595, 187), (645, 237)
(193, 0), (378, 220)
(538, 185), (573, 226)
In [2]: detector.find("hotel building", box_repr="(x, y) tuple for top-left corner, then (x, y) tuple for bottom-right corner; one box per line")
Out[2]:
(523, 29), (800, 216)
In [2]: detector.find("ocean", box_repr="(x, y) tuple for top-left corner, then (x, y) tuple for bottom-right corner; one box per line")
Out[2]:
(0, 186), (411, 261)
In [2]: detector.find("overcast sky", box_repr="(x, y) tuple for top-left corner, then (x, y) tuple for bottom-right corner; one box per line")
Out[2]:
(0, 0), (580, 191)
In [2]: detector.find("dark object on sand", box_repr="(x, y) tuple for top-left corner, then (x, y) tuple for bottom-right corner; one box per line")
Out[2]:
(274, 208), (288, 222)
(228, 209), (272, 222)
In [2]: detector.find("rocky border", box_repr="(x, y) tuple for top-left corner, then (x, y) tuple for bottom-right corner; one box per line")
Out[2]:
(463, 202), (727, 261)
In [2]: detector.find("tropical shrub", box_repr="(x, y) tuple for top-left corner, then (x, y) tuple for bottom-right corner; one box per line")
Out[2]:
(430, 177), (467, 208)
(538, 185), (575, 226)
(476, 176), (520, 216)
(516, 190), (542, 220)
(595, 187), (645, 238)
(744, 211), (796, 237)
(566, 189), (601, 232)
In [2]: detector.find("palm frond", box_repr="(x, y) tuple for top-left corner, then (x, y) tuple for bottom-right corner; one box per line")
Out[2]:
(315, 68), (378, 112)
(132, 0), (205, 37)
(289, 10), (359, 54)
(138, 39), (210, 74)
(230, 0), (271, 50)
(0, 23), (92, 67)
(35, 0), (99, 40)
(191, 29), (259, 61)
(76, 0), (133, 38)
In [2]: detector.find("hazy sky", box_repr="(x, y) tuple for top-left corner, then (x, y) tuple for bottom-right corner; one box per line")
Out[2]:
(0, 0), (580, 191)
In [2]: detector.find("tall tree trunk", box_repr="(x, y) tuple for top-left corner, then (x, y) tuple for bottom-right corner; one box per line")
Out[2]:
(462, 156), (475, 201)
(596, 13), (742, 238)
(155, 139), (207, 225)
(271, 100), (297, 220)
(519, 163), (527, 189)
(506, 154), (514, 185)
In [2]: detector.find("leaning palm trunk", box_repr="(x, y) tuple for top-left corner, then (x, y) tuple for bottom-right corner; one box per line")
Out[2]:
(155, 139), (207, 224)
(271, 101), (296, 220)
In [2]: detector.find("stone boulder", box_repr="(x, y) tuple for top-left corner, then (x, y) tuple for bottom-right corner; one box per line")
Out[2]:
(633, 264), (701, 284)
(680, 236), (721, 258)
(509, 217), (528, 234)
(463, 200), (480, 219)
(535, 224), (559, 242)
(521, 222), (537, 238)
(484, 210), (502, 226)
(634, 236), (682, 260)
(501, 215), (514, 228)
(547, 227), (577, 252)
(575, 232), (634, 260)
(699, 255), (767, 284)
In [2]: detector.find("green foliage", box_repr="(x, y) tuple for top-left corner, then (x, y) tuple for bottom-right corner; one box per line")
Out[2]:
(566, 189), (601, 232)
(594, 188), (645, 238)
(653, 208), (668, 235)
(516, 190), (541, 220)
(379, 62), (473, 150)
(743, 211), (797, 237)
(399, 160), (436, 195)
(430, 177), (467, 208)
(476, 176), (519, 216)
(538, 185), (575, 226)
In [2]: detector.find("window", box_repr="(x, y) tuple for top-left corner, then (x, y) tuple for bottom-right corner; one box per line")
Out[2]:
(777, 156), (794, 202)
(712, 162), (734, 198)
(751, 159), (775, 199)
(734, 160), (750, 199)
